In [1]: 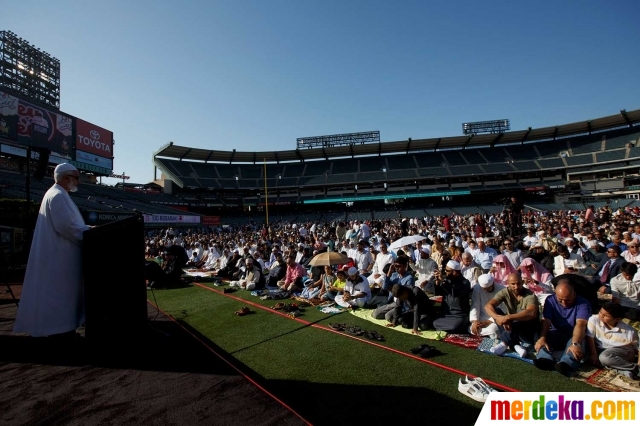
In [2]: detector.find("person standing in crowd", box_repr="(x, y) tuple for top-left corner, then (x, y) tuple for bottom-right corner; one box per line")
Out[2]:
(14, 163), (92, 338)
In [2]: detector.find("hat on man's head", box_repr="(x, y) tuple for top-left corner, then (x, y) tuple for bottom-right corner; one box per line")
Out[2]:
(446, 260), (461, 271)
(475, 237), (484, 242)
(421, 247), (430, 254)
(54, 163), (78, 176)
(347, 267), (359, 276)
(478, 274), (494, 288)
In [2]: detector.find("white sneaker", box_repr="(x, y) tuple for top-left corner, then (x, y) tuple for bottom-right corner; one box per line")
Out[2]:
(514, 345), (528, 357)
(490, 342), (507, 355)
(458, 376), (494, 403)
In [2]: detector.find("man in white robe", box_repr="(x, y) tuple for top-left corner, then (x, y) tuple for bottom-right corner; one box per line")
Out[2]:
(14, 163), (91, 337)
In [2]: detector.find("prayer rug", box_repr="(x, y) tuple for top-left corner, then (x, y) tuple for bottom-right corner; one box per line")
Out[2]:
(622, 317), (640, 333)
(347, 308), (447, 340)
(572, 366), (640, 392)
(476, 337), (535, 365)
(442, 333), (484, 349)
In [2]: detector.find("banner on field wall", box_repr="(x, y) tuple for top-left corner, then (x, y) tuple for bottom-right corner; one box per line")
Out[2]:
(202, 216), (221, 225)
(143, 214), (201, 224)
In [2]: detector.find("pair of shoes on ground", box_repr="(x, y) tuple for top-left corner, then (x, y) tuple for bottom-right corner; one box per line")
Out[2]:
(234, 307), (251, 316)
(410, 344), (442, 359)
(223, 287), (237, 294)
(328, 323), (364, 335)
(458, 376), (496, 403)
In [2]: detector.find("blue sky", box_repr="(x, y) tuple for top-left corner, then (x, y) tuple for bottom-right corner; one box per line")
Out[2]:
(4, 0), (639, 184)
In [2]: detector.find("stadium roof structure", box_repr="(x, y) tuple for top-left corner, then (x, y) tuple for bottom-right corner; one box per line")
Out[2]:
(153, 109), (640, 164)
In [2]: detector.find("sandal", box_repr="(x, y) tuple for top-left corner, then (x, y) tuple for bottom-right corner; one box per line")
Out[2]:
(364, 331), (385, 341)
(235, 307), (251, 316)
(344, 326), (365, 336)
(329, 323), (345, 331)
(271, 302), (286, 310)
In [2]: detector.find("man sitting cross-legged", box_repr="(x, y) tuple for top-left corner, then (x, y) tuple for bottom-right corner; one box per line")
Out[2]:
(610, 262), (640, 320)
(586, 302), (639, 380)
(485, 273), (540, 357)
(335, 267), (372, 309)
(534, 280), (591, 376)
(469, 274), (505, 339)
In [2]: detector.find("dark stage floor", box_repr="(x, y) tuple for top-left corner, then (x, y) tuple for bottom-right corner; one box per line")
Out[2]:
(0, 286), (308, 426)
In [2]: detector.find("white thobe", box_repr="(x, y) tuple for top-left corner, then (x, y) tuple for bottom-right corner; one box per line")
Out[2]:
(14, 184), (90, 337)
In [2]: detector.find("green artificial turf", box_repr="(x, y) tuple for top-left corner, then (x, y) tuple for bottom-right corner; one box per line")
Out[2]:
(148, 283), (601, 425)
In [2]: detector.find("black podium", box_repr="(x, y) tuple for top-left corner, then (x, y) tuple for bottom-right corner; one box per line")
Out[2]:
(82, 215), (148, 343)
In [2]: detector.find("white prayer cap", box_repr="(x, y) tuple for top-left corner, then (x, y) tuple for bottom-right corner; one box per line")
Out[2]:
(421, 247), (430, 254)
(478, 274), (494, 288)
(54, 163), (78, 177)
(564, 237), (574, 242)
(347, 267), (359, 276)
(446, 260), (461, 271)
(475, 237), (484, 242)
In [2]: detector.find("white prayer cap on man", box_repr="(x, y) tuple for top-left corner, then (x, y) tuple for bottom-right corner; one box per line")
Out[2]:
(446, 260), (461, 271)
(564, 237), (574, 243)
(54, 163), (78, 178)
(347, 267), (359, 276)
(478, 274), (494, 288)
(475, 237), (484, 242)
(421, 247), (430, 254)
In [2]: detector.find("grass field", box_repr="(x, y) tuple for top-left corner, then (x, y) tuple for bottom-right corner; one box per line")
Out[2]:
(147, 282), (599, 426)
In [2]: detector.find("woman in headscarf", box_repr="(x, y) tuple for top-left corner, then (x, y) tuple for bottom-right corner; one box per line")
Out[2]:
(489, 254), (517, 285)
(519, 257), (555, 305)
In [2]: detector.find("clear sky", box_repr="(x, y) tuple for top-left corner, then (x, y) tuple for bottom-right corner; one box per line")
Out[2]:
(4, 0), (640, 184)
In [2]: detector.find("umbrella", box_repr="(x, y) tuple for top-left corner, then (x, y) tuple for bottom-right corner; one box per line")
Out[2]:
(389, 235), (425, 250)
(308, 251), (350, 266)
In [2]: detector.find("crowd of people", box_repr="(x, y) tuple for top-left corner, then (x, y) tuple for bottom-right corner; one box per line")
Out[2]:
(145, 200), (640, 380)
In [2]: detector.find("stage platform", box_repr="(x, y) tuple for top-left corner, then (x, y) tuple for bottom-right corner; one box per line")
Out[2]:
(0, 285), (307, 426)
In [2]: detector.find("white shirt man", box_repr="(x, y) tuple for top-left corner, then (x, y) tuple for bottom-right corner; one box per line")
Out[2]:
(469, 274), (506, 339)
(368, 244), (395, 287)
(335, 267), (372, 308)
(14, 163), (91, 337)
(353, 242), (374, 274)
(473, 238), (497, 271)
(460, 252), (483, 287)
(411, 248), (438, 292)
(523, 230), (539, 249)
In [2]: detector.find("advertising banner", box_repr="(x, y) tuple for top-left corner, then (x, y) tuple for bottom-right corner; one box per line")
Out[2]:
(82, 211), (137, 226)
(76, 150), (113, 170)
(0, 91), (19, 141)
(17, 98), (73, 158)
(143, 214), (201, 224)
(75, 118), (113, 158)
(202, 216), (221, 225)
(1, 143), (66, 164)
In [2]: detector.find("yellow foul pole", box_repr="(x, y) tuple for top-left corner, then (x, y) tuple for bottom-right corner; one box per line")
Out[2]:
(263, 158), (269, 228)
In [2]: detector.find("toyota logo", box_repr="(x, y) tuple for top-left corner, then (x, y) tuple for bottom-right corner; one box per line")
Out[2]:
(90, 130), (100, 140)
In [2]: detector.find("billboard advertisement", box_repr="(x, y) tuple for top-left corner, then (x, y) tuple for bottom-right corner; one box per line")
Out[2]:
(0, 90), (73, 159)
(75, 119), (113, 159)
(0, 91), (18, 141)
(76, 150), (113, 170)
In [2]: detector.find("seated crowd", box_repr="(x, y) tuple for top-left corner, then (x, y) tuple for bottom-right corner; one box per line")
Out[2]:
(144, 205), (640, 379)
